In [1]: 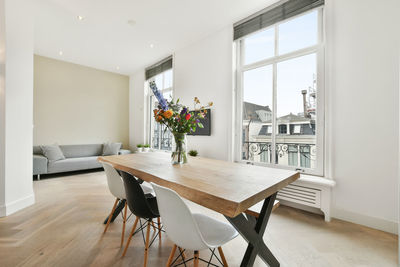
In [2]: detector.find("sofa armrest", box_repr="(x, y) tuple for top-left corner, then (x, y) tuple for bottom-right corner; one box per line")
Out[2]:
(33, 154), (48, 175)
(118, 149), (131, 155)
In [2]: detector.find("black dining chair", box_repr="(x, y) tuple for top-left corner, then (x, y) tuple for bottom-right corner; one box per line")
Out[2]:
(120, 171), (162, 267)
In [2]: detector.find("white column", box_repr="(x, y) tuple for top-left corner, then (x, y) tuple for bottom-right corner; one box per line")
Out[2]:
(0, 0), (35, 216)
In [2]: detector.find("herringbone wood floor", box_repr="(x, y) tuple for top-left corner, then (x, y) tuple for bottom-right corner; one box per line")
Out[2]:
(0, 170), (397, 267)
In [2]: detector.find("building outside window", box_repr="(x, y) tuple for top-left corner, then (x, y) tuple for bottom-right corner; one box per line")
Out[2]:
(235, 7), (324, 175)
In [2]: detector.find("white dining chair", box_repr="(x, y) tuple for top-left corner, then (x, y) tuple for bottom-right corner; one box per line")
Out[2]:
(151, 183), (238, 267)
(102, 162), (154, 247)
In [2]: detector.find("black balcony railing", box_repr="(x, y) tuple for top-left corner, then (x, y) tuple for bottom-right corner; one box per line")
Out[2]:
(242, 141), (316, 168)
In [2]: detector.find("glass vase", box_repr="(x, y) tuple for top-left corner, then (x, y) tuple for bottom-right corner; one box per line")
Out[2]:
(171, 132), (188, 164)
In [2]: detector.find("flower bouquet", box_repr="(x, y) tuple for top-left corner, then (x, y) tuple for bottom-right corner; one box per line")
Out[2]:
(150, 81), (213, 164)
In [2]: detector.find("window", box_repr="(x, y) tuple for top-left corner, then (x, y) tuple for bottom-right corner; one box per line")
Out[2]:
(236, 8), (324, 175)
(293, 125), (301, 134)
(278, 124), (287, 134)
(148, 69), (173, 150)
(288, 145), (298, 166)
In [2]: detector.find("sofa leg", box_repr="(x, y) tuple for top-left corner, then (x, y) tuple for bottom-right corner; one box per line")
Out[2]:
(37, 174), (40, 181)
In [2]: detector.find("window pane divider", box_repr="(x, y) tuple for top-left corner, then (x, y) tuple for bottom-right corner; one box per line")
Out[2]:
(242, 45), (319, 72)
(271, 24), (279, 165)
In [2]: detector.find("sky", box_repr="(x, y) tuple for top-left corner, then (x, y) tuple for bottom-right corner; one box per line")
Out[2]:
(243, 10), (318, 117)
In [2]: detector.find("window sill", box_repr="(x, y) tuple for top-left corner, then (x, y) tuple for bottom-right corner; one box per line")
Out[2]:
(297, 174), (336, 188)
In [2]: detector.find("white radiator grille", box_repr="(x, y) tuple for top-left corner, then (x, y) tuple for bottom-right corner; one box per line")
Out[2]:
(277, 184), (321, 208)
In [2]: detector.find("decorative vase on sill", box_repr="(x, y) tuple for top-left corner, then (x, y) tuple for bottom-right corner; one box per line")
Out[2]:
(149, 81), (213, 165)
(171, 132), (187, 164)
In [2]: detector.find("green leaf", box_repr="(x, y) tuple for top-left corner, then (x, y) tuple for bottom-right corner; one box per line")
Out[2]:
(198, 123), (204, 128)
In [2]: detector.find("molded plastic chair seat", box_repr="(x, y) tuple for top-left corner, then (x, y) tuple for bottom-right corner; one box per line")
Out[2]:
(151, 183), (238, 266)
(120, 171), (162, 267)
(103, 162), (126, 200)
(141, 182), (154, 195)
(192, 213), (238, 248)
(101, 162), (154, 249)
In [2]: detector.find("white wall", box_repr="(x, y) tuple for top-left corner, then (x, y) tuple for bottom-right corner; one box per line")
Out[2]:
(174, 27), (234, 161)
(0, 0), (35, 216)
(0, 0), (6, 212)
(129, 0), (399, 233)
(325, 0), (399, 234)
(129, 70), (146, 151)
(33, 55), (130, 147)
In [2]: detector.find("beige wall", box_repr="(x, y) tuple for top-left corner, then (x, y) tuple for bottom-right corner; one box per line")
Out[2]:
(34, 55), (129, 147)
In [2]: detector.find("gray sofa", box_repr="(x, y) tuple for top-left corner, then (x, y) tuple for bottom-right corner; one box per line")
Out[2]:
(33, 144), (131, 179)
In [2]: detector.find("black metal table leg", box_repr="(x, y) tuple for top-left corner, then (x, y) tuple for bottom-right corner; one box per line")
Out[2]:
(224, 193), (279, 267)
(103, 199), (126, 224)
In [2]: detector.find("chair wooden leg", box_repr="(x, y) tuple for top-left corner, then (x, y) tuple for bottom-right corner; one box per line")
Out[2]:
(157, 217), (162, 240)
(122, 217), (139, 257)
(151, 221), (157, 231)
(194, 251), (199, 267)
(218, 247), (228, 267)
(166, 244), (177, 267)
(120, 201), (128, 247)
(143, 221), (151, 267)
(104, 198), (119, 234)
(178, 247), (186, 260)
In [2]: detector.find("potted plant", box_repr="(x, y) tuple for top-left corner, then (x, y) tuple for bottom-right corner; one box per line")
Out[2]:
(188, 150), (198, 157)
(143, 144), (150, 152)
(150, 81), (213, 164)
(136, 144), (143, 152)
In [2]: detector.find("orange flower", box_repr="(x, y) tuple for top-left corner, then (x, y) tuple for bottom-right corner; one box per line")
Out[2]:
(153, 109), (159, 116)
(156, 115), (163, 122)
(163, 110), (173, 119)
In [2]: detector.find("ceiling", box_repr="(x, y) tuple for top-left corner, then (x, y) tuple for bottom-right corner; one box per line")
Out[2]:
(34, 0), (276, 75)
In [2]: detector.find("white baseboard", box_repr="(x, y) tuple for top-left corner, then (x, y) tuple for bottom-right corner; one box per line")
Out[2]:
(280, 200), (398, 235)
(332, 208), (398, 235)
(0, 194), (35, 217)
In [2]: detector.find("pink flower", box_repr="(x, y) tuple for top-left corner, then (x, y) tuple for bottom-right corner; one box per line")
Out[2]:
(185, 113), (191, 120)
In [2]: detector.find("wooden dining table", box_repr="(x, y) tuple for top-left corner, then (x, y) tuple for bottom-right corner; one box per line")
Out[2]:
(98, 152), (299, 267)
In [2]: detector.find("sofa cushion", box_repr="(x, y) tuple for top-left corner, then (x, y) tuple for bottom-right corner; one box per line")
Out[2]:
(33, 146), (43, 155)
(102, 142), (122, 156)
(47, 156), (102, 173)
(40, 144), (66, 162)
(60, 144), (103, 158)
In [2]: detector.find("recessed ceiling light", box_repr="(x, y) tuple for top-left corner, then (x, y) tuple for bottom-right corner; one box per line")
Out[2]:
(77, 15), (85, 21)
(150, 44), (154, 48)
(127, 20), (136, 26)
(59, 50), (63, 55)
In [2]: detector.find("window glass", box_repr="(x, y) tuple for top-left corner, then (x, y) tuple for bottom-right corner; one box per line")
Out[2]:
(244, 27), (275, 65)
(164, 69), (173, 89)
(155, 74), (163, 90)
(242, 65), (273, 163)
(278, 10), (318, 55)
(276, 53), (316, 168)
(149, 70), (173, 151)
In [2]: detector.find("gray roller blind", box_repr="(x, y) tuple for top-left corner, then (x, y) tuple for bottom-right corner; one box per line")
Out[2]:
(145, 56), (173, 80)
(234, 0), (324, 40)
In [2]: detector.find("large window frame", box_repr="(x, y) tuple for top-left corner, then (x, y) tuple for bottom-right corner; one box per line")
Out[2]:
(234, 7), (325, 176)
(147, 69), (174, 151)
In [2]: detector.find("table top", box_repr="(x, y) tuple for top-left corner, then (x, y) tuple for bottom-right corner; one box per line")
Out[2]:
(98, 152), (299, 218)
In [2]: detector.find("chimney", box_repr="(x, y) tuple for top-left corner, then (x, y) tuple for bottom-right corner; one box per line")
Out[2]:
(301, 90), (308, 118)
